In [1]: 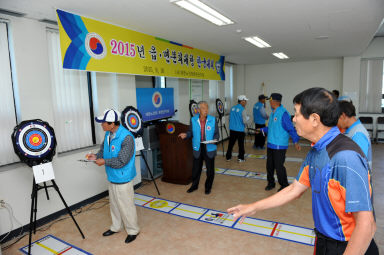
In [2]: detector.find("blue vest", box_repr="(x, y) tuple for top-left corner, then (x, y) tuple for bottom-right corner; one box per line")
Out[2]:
(191, 114), (217, 153)
(103, 125), (136, 183)
(345, 120), (372, 168)
(267, 106), (290, 147)
(253, 102), (266, 125)
(229, 104), (245, 132)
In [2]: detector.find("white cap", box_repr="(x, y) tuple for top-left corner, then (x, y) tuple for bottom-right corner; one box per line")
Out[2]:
(95, 109), (121, 123)
(237, 95), (249, 101)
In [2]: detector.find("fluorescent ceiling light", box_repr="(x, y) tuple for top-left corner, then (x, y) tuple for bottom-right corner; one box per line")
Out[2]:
(171, 0), (234, 26)
(272, 52), (289, 59)
(244, 36), (271, 48)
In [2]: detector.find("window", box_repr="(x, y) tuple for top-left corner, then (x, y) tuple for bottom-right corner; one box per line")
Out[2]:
(0, 22), (19, 165)
(224, 64), (234, 114)
(359, 59), (383, 113)
(382, 65), (384, 112)
(47, 29), (93, 152)
(208, 80), (218, 116)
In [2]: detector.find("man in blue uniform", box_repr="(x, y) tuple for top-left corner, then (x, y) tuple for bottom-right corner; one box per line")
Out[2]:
(226, 95), (250, 162)
(260, 93), (300, 191)
(179, 101), (219, 194)
(228, 88), (378, 254)
(253, 95), (269, 149)
(86, 109), (139, 244)
(337, 100), (372, 168)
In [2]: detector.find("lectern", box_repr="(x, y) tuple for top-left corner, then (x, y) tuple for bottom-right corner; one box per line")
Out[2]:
(156, 121), (193, 185)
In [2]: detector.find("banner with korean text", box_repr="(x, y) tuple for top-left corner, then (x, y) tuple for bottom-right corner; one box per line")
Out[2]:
(56, 9), (225, 80)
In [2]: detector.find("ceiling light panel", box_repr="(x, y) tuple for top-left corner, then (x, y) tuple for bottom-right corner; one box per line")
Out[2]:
(272, 52), (289, 59)
(171, 0), (234, 26)
(244, 36), (271, 48)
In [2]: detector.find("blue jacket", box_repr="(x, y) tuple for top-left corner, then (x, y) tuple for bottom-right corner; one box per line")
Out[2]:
(229, 104), (245, 132)
(103, 125), (136, 183)
(261, 105), (299, 149)
(191, 114), (217, 153)
(253, 102), (268, 125)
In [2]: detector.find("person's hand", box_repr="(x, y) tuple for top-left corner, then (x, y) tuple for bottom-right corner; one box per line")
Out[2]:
(178, 133), (187, 139)
(86, 153), (96, 161)
(295, 143), (301, 151)
(95, 158), (105, 166)
(227, 203), (257, 224)
(254, 128), (261, 134)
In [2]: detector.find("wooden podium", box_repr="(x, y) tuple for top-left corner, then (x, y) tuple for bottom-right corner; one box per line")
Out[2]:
(156, 121), (193, 185)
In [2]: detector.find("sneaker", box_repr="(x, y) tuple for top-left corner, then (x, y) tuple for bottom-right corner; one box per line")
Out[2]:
(226, 158), (231, 162)
(252, 145), (257, 149)
(238, 159), (246, 163)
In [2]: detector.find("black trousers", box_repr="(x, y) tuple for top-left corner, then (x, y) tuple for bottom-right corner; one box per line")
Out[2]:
(226, 130), (245, 160)
(254, 124), (266, 148)
(314, 229), (379, 255)
(266, 148), (289, 187)
(191, 145), (215, 191)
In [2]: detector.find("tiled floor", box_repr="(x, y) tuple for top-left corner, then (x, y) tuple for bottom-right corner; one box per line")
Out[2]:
(3, 140), (383, 254)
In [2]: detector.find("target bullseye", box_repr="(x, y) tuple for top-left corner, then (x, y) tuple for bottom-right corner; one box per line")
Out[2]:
(189, 100), (199, 118)
(216, 99), (225, 116)
(11, 119), (57, 167)
(121, 106), (143, 137)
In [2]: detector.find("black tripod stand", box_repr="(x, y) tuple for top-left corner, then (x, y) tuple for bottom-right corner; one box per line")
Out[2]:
(28, 178), (85, 255)
(217, 115), (229, 156)
(138, 150), (161, 195)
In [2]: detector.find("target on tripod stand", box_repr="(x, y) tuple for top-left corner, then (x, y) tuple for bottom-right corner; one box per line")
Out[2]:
(121, 106), (143, 137)
(216, 99), (225, 116)
(189, 100), (199, 117)
(11, 119), (56, 167)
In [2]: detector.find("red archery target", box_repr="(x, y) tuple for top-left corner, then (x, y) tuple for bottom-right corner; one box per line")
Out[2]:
(121, 106), (143, 137)
(11, 119), (57, 167)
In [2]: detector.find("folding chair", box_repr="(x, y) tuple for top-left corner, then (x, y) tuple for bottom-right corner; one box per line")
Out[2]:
(359, 117), (374, 141)
(376, 116), (384, 143)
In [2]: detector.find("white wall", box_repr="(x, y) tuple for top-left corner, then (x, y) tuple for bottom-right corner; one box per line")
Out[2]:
(237, 59), (343, 115)
(0, 15), (140, 237)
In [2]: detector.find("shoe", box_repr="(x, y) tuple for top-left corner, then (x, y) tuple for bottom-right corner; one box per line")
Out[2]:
(265, 184), (275, 191)
(205, 189), (211, 195)
(102, 230), (117, 236)
(187, 186), (197, 193)
(226, 158), (231, 162)
(277, 186), (288, 192)
(125, 234), (138, 243)
(238, 159), (246, 162)
(252, 145), (257, 149)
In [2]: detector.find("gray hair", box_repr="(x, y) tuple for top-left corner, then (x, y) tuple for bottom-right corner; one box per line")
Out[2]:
(197, 101), (208, 108)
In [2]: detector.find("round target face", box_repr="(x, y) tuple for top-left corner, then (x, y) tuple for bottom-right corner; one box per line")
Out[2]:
(11, 119), (57, 167)
(17, 123), (52, 157)
(189, 100), (199, 117)
(166, 123), (176, 134)
(121, 106), (143, 137)
(216, 99), (225, 116)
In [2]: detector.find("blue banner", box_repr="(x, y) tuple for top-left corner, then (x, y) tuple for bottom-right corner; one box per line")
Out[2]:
(136, 88), (174, 122)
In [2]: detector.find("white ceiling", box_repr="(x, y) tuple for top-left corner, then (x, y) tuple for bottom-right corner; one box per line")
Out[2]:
(1, 0), (384, 64)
